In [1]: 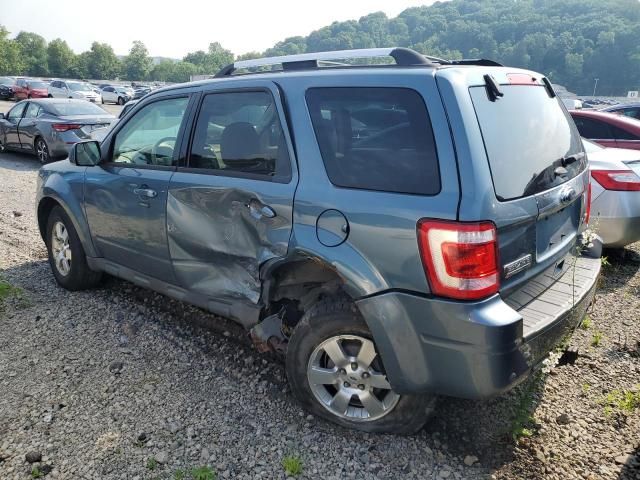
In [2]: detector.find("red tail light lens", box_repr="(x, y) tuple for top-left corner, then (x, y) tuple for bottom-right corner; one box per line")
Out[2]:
(591, 169), (640, 191)
(52, 123), (83, 132)
(417, 220), (499, 300)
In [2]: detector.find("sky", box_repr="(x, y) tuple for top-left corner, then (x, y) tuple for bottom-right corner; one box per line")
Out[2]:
(0, 0), (437, 58)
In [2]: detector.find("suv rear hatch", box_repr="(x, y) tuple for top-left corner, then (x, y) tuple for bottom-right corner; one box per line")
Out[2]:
(447, 70), (589, 314)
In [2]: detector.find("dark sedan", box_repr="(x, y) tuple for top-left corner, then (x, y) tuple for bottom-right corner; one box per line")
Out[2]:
(0, 77), (16, 100)
(0, 99), (114, 163)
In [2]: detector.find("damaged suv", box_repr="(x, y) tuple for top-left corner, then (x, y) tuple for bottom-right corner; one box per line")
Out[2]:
(36, 48), (600, 434)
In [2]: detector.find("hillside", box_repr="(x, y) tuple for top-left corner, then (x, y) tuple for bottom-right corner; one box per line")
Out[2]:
(264, 0), (640, 95)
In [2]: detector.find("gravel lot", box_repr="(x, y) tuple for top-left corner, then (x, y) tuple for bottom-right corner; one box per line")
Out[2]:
(0, 133), (639, 478)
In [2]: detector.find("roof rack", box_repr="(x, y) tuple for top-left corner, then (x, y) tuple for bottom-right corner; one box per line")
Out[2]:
(215, 47), (437, 77)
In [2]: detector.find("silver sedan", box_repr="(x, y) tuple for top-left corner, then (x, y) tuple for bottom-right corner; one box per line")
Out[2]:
(0, 99), (114, 163)
(584, 138), (640, 247)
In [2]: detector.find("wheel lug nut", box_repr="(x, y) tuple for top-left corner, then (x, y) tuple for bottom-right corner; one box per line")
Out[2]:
(343, 382), (350, 388)
(362, 372), (370, 379)
(351, 362), (358, 371)
(358, 384), (365, 390)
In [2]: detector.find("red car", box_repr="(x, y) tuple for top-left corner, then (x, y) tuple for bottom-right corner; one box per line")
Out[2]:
(570, 109), (640, 151)
(13, 78), (49, 100)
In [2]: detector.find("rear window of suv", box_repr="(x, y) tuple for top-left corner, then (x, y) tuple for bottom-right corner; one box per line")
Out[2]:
(470, 85), (585, 201)
(306, 87), (440, 195)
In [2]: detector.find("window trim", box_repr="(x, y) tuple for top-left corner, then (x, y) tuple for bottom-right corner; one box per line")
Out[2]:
(180, 86), (294, 184)
(304, 86), (442, 196)
(102, 93), (192, 170)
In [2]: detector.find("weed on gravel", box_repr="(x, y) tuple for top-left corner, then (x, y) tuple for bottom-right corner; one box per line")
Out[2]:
(282, 455), (303, 476)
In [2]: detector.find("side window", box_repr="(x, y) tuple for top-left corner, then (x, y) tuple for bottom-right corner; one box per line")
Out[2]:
(24, 103), (41, 118)
(612, 125), (639, 141)
(7, 103), (26, 121)
(306, 87), (440, 195)
(572, 117), (613, 139)
(104, 87), (113, 93)
(188, 90), (291, 180)
(111, 96), (189, 167)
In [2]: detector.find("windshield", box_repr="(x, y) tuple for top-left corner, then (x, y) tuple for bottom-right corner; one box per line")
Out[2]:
(28, 81), (48, 89)
(49, 102), (109, 116)
(69, 82), (92, 91)
(470, 84), (585, 201)
(0, 77), (14, 86)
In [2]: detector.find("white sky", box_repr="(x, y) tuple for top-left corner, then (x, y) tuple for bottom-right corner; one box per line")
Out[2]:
(0, 0), (437, 58)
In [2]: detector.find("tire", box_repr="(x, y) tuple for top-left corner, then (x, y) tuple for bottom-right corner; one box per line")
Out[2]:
(46, 206), (102, 291)
(35, 137), (51, 164)
(101, 97), (104, 104)
(27, 94), (32, 99)
(286, 297), (437, 434)
(48, 94), (53, 98)
(117, 97), (125, 106)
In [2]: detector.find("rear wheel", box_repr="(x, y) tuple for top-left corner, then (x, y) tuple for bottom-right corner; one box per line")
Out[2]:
(117, 97), (125, 105)
(286, 297), (436, 434)
(46, 206), (102, 291)
(48, 94), (53, 98)
(35, 137), (50, 164)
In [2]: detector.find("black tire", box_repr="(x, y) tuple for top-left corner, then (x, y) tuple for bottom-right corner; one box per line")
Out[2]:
(27, 94), (32, 99)
(35, 137), (51, 164)
(286, 297), (437, 434)
(101, 97), (104, 104)
(48, 94), (53, 98)
(117, 96), (125, 106)
(46, 206), (102, 291)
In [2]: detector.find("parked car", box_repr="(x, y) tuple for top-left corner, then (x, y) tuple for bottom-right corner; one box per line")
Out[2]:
(101, 85), (133, 105)
(90, 99), (139, 142)
(0, 99), (114, 163)
(13, 79), (49, 100)
(582, 138), (640, 247)
(49, 80), (102, 103)
(0, 77), (15, 100)
(132, 86), (151, 99)
(601, 102), (640, 121)
(571, 109), (640, 151)
(35, 48), (600, 433)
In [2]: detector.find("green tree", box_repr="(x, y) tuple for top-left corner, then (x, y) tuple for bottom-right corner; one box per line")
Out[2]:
(149, 60), (175, 82)
(166, 61), (198, 83)
(87, 42), (120, 79)
(124, 40), (153, 81)
(0, 26), (24, 75)
(47, 38), (75, 77)
(15, 31), (48, 76)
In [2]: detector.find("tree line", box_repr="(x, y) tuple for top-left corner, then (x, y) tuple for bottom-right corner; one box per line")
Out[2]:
(1, 0), (639, 94)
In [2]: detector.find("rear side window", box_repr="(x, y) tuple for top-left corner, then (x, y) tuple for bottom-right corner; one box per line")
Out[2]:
(612, 125), (639, 141)
(572, 117), (613, 139)
(306, 87), (440, 195)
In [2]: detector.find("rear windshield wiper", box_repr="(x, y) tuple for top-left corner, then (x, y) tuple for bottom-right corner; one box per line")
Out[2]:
(560, 152), (585, 168)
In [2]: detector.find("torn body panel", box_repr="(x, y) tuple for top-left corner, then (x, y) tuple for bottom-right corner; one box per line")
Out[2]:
(166, 173), (296, 305)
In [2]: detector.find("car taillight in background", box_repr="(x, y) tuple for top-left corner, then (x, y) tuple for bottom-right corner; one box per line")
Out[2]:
(591, 169), (640, 191)
(417, 220), (499, 300)
(52, 124), (83, 132)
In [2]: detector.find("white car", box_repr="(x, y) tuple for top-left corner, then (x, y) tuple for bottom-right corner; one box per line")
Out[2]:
(101, 86), (133, 105)
(48, 80), (101, 103)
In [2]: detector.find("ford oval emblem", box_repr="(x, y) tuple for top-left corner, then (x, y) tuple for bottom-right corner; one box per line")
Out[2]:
(559, 185), (576, 204)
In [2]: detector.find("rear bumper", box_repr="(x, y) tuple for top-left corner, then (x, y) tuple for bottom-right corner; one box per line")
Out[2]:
(591, 190), (640, 247)
(356, 255), (600, 399)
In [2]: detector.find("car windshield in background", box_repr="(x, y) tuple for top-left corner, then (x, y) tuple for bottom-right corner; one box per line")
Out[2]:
(470, 85), (585, 201)
(0, 77), (14, 86)
(28, 81), (48, 89)
(69, 83), (92, 91)
(49, 102), (109, 116)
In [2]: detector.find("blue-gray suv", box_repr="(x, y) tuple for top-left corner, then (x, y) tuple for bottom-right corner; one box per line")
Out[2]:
(36, 48), (601, 434)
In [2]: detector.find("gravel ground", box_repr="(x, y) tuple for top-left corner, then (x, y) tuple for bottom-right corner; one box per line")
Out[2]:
(0, 151), (638, 480)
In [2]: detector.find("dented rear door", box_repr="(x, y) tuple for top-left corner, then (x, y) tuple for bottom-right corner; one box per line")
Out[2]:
(167, 82), (297, 304)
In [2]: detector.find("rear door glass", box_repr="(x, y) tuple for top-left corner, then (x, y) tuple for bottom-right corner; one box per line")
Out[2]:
(470, 85), (584, 201)
(572, 117), (613, 140)
(306, 87), (440, 195)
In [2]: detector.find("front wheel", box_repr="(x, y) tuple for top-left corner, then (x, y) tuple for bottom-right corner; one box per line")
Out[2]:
(46, 206), (102, 291)
(117, 97), (125, 105)
(286, 297), (436, 434)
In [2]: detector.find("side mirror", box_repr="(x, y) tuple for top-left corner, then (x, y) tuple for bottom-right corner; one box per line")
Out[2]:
(69, 141), (101, 167)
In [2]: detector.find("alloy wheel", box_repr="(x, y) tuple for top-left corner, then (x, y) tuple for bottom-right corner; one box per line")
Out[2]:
(51, 221), (72, 276)
(36, 139), (49, 164)
(307, 335), (400, 421)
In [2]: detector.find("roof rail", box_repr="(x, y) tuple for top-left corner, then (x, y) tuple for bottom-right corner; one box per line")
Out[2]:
(215, 47), (437, 77)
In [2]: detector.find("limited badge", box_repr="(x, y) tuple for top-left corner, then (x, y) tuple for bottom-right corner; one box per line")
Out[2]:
(504, 254), (533, 279)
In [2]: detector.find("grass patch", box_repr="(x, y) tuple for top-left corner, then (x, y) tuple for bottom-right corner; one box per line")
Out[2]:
(600, 256), (610, 267)
(0, 277), (30, 312)
(582, 383), (591, 394)
(507, 374), (543, 441)
(591, 331), (604, 347)
(601, 387), (640, 416)
(146, 458), (158, 471)
(31, 466), (42, 479)
(174, 470), (185, 480)
(191, 466), (216, 480)
(580, 315), (592, 330)
(282, 455), (303, 476)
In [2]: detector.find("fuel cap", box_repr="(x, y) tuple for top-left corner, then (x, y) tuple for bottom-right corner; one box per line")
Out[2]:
(316, 209), (349, 247)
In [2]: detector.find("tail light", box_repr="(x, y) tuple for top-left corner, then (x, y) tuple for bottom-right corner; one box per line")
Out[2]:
(52, 123), (83, 132)
(591, 169), (640, 191)
(417, 220), (499, 300)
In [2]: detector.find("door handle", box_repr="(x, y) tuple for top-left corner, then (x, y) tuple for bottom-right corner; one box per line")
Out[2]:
(133, 186), (157, 198)
(247, 198), (276, 219)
